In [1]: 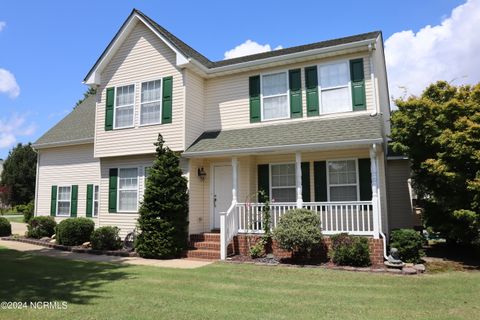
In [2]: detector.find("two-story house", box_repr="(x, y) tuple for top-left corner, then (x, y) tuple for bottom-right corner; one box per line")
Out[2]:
(33, 9), (415, 262)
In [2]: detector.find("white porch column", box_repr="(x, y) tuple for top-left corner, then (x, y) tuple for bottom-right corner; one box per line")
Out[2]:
(370, 144), (380, 239)
(232, 157), (238, 203)
(295, 152), (303, 208)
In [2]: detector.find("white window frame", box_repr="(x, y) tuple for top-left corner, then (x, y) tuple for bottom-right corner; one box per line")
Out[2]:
(326, 158), (360, 202)
(56, 186), (71, 217)
(269, 162), (296, 203)
(140, 79), (162, 126)
(117, 167), (139, 213)
(260, 70), (291, 122)
(93, 185), (99, 217)
(317, 60), (352, 115)
(113, 84), (136, 129)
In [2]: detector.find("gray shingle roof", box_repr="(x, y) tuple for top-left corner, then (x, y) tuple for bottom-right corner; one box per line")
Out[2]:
(33, 95), (96, 148)
(184, 113), (384, 157)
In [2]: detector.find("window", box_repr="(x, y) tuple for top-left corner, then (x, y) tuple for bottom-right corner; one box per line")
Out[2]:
(140, 80), (162, 125)
(118, 168), (138, 212)
(327, 160), (358, 201)
(57, 186), (71, 216)
(114, 85), (135, 128)
(319, 61), (351, 114)
(270, 164), (296, 202)
(262, 72), (289, 121)
(93, 185), (99, 217)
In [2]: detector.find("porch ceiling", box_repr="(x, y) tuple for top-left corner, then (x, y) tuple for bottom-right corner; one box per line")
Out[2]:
(183, 113), (383, 157)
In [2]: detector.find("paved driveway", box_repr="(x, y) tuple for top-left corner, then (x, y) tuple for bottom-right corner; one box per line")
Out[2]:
(10, 222), (27, 236)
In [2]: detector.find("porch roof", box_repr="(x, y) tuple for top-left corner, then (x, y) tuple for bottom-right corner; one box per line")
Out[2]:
(183, 113), (384, 157)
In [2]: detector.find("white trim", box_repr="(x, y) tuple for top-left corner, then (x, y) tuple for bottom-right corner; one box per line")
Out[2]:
(56, 185), (72, 217)
(33, 138), (94, 150)
(326, 158), (359, 202)
(317, 59), (353, 115)
(260, 70), (290, 122)
(116, 167), (140, 213)
(34, 151), (40, 217)
(92, 185), (100, 217)
(113, 84), (136, 130)
(139, 79), (163, 126)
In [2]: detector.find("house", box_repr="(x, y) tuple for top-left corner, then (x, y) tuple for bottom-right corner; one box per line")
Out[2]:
(33, 9), (412, 262)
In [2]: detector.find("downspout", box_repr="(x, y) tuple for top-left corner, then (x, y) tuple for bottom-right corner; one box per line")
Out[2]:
(373, 144), (388, 260)
(33, 149), (40, 217)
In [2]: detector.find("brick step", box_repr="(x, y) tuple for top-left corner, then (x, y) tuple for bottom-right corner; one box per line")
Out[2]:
(186, 248), (220, 260)
(189, 233), (220, 242)
(189, 241), (220, 250)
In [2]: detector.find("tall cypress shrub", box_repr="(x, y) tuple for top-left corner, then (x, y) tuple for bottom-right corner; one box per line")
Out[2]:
(136, 134), (189, 258)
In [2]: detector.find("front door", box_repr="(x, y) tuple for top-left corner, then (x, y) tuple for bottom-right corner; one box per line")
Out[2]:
(212, 165), (233, 230)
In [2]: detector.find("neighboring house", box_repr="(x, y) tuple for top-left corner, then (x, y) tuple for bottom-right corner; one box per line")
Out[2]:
(33, 9), (413, 261)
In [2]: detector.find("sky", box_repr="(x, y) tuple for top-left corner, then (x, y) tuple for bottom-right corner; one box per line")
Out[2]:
(0, 0), (478, 159)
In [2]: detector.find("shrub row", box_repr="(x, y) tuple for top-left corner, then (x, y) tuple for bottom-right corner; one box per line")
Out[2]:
(0, 217), (12, 236)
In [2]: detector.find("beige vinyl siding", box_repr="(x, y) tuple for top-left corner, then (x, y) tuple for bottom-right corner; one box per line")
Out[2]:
(35, 144), (100, 225)
(184, 70), (205, 149)
(204, 53), (374, 131)
(386, 159), (415, 231)
(95, 21), (185, 158)
(99, 154), (154, 238)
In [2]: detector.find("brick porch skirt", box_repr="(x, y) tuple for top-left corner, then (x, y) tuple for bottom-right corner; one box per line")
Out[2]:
(231, 234), (384, 266)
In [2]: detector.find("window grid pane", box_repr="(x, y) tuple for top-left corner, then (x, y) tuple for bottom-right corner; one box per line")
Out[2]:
(93, 185), (99, 216)
(319, 62), (350, 114)
(262, 72), (288, 120)
(115, 85), (135, 128)
(141, 80), (161, 125)
(118, 168), (138, 211)
(271, 164), (296, 202)
(328, 160), (358, 201)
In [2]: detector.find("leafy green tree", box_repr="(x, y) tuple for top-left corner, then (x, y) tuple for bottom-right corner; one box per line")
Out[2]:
(0, 143), (37, 206)
(390, 81), (480, 244)
(75, 87), (96, 107)
(136, 134), (189, 258)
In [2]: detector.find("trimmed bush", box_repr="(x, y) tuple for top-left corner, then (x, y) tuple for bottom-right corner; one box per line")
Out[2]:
(0, 217), (12, 236)
(15, 202), (34, 223)
(273, 209), (323, 258)
(390, 229), (425, 263)
(91, 226), (122, 251)
(56, 218), (94, 246)
(27, 216), (56, 239)
(330, 233), (371, 267)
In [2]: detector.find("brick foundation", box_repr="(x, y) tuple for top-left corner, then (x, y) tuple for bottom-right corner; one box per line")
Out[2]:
(232, 234), (384, 266)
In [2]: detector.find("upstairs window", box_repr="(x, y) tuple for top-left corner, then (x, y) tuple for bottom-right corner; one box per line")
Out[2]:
(270, 163), (296, 202)
(327, 160), (358, 201)
(319, 61), (351, 114)
(140, 80), (162, 125)
(262, 72), (289, 121)
(114, 85), (135, 128)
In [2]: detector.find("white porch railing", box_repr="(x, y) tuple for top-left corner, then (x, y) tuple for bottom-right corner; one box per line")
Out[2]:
(219, 202), (238, 260)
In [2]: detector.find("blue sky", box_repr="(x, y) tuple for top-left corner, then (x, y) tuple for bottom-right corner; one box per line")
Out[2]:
(0, 0), (477, 159)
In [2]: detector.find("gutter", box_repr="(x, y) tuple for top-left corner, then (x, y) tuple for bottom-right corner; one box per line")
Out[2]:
(32, 138), (94, 150)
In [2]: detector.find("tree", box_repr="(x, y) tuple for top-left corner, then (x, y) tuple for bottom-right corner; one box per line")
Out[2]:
(135, 134), (189, 258)
(390, 81), (480, 244)
(0, 143), (37, 206)
(75, 87), (96, 107)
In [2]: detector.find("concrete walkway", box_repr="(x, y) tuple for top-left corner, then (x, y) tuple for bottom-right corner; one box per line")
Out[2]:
(10, 222), (27, 236)
(0, 239), (213, 269)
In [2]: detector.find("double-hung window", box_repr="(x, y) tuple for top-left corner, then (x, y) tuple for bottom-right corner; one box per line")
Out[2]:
(270, 163), (296, 202)
(327, 160), (358, 201)
(319, 61), (351, 114)
(140, 80), (162, 125)
(57, 186), (71, 216)
(114, 85), (135, 128)
(93, 185), (99, 217)
(118, 168), (138, 212)
(262, 72), (289, 121)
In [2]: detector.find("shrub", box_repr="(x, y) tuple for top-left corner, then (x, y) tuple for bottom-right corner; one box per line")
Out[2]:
(56, 218), (94, 246)
(27, 216), (56, 239)
(16, 201), (34, 223)
(91, 226), (122, 251)
(330, 233), (371, 267)
(390, 229), (425, 263)
(0, 217), (12, 236)
(249, 239), (265, 258)
(273, 209), (322, 258)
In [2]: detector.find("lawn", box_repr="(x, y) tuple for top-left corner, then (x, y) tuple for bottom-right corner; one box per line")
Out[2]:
(0, 247), (479, 320)
(1, 215), (24, 223)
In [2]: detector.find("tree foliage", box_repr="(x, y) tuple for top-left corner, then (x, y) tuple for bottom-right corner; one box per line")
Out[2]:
(0, 143), (37, 206)
(75, 87), (96, 107)
(136, 134), (189, 258)
(390, 81), (480, 244)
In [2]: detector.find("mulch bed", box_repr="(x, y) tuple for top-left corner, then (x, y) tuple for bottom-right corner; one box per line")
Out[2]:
(0, 236), (137, 257)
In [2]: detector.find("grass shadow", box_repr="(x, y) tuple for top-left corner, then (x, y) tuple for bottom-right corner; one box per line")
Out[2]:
(424, 242), (480, 271)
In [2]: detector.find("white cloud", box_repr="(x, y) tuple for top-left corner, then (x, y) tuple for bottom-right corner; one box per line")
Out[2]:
(0, 114), (36, 149)
(0, 68), (20, 98)
(0, 21), (5, 32)
(385, 0), (480, 100)
(224, 40), (283, 60)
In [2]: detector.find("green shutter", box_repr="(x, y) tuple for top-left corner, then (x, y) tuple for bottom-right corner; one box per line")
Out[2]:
(50, 185), (57, 216)
(105, 87), (114, 131)
(162, 76), (173, 123)
(358, 159), (372, 200)
(301, 162), (311, 202)
(305, 66), (319, 116)
(71, 185), (78, 217)
(86, 184), (93, 217)
(289, 69), (302, 118)
(249, 75), (261, 123)
(350, 59), (366, 111)
(313, 161), (327, 201)
(257, 164), (269, 202)
(109, 168), (118, 213)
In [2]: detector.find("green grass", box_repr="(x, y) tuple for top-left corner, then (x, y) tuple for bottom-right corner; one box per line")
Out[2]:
(0, 247), (479, 320)
(1, 215), (24, 223)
